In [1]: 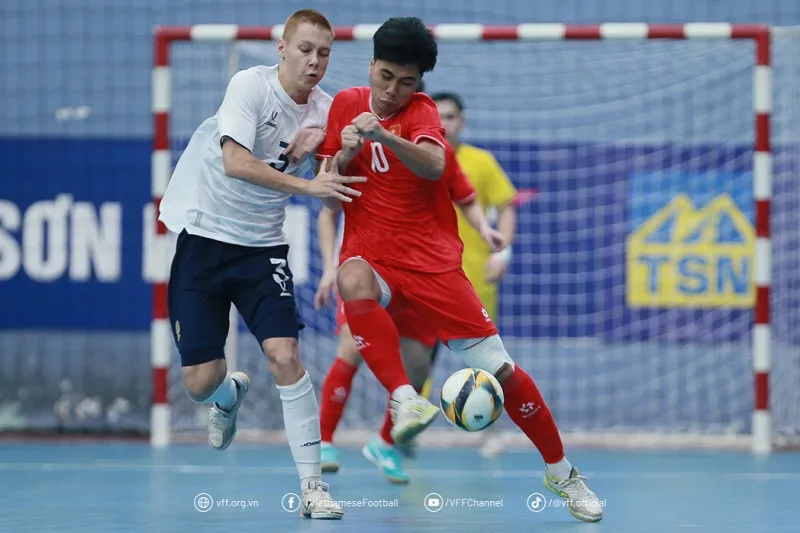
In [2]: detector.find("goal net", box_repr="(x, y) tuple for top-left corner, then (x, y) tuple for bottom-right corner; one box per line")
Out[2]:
(153, 24), (800, 452)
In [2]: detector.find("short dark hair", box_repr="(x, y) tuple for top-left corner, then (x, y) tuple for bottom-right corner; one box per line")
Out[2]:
(373, 17), (438, 76)
(430, 91), (464, 112)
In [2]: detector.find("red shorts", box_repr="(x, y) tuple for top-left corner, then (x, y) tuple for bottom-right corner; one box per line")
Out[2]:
(342, 258), (498, 344)
(335, 296), (438, 347)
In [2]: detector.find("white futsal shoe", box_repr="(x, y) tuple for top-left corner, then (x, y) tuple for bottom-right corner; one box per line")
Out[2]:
(207, 371), (249, 450)
(390, 394), (439, 445)
(301, 481), (344, 519)
(544, 467), (604, 522)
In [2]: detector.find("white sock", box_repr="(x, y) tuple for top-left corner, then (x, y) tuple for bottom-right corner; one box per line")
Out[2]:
(277, 372), (322, 491)
(205, 374), (238, 411)
(391, 385), (417, 403)
(546, 457), (573, 481)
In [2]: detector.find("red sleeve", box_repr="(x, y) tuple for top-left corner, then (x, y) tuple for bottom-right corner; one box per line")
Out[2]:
(406, 94), (446, 149)
(444, 143), (476, 205)
(315, 92), (348, 160)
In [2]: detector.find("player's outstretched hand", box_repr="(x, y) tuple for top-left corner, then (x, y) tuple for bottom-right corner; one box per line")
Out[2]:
(309, 152), (367, 202)
(314, 268), (339, 310)
(284, 126), (326, 163)
(351, 112), (386, 142)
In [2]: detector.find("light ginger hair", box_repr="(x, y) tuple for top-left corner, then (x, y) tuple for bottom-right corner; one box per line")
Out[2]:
(282, 9), (333, 42)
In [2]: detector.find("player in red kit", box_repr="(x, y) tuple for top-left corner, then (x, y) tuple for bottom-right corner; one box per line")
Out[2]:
(315, 17), (603, 522)
(315, 138), (489, 484)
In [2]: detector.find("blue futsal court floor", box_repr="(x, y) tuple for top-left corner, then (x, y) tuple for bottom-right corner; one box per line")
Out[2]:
(1, 440), (797, 532)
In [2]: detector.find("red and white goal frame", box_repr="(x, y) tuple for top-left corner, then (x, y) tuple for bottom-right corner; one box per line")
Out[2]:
(150, 23), (773, 453)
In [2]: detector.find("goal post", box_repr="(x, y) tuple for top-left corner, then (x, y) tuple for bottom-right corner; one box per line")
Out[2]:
(150, 23), (778, 454)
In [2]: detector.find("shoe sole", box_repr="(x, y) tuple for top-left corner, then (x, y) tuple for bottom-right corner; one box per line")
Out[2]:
(209, 372), (249, 451)
(361, 444), (409, 485)
(390, 404), (439, 445)
(543, 475), (603, 523)
(302, 511), (343, 520)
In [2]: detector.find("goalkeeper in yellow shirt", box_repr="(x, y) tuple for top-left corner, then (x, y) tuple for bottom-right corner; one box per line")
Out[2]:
(415, 91), (518, 455)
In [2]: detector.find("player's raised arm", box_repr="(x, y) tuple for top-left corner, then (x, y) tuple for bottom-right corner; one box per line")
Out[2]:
(217, 70), (315, 195)
(352, 112), (444, 180)
(222, 138), (313, 194)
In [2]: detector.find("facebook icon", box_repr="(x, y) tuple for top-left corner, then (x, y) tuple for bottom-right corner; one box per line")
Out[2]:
(282, 493), (300, 512)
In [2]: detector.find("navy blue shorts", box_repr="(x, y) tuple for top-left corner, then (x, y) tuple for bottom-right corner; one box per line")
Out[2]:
(167, 230), (304, 367)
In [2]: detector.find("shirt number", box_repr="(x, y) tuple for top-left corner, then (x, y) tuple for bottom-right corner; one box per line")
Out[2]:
(269, 141), (290, 172)
(370, 142), (390, 173)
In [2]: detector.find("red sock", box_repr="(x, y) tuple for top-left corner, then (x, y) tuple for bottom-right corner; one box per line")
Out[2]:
(379, 396), (394, 445)
(502, 365), (565, 464)
(319, 357), (358, 443)
(343, 299), (411, 393)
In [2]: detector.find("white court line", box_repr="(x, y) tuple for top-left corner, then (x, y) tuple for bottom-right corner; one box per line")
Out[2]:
(0, 461), (798, 481)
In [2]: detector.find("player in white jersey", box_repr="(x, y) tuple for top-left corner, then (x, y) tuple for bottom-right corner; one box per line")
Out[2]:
(158, 9), (363, 520)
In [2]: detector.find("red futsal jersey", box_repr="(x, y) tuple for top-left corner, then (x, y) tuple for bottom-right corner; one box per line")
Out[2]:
(317, 87), (472, 273)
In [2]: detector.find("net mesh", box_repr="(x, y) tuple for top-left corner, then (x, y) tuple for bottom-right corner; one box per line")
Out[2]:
(162, 32), (800, 447)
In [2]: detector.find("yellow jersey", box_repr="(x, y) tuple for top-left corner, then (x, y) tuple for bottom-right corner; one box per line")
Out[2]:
(454, 143), (517, 318)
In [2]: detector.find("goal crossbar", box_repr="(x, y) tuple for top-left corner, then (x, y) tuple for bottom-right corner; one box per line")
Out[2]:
(149, 23), (773, 453)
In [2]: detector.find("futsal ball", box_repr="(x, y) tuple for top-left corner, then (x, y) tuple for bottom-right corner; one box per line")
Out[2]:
(440, 368), (504, 432)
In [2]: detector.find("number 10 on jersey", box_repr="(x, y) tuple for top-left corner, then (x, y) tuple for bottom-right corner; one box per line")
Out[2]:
(371, 142), (389, 173)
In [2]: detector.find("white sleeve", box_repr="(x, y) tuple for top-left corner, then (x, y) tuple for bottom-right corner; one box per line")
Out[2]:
(217, 69), (264, 152)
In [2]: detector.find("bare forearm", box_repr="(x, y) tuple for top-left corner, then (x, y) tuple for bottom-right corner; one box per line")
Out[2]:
(459, 201), (491, 234)
(317, 207), (340, 271)
(224, 146), (309, 195)
(380, 135), (444, 180)
(497, 205), (517, 245)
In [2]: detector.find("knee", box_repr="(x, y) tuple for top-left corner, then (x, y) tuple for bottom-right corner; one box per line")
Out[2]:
(263, 338), (300, 369)
(182, 362), (225, 401)
(448, 335), (514, 379)
(263, 338), (305, 385)
(337, 261), (380, 301)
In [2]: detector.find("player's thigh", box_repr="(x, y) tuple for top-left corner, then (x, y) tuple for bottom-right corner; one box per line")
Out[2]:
(167, 230), (231, 368)
(401, 269), (498, 343)
(228, 244), (304, 346)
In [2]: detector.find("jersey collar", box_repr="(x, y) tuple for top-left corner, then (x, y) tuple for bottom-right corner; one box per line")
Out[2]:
(368, 91), (400, 121)
(270, 65), (309, 112)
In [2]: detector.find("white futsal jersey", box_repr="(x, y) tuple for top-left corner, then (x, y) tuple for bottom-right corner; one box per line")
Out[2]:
(159, 65), (332, 247)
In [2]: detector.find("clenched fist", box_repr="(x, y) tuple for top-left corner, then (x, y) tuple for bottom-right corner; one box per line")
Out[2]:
(341, 125), (365, 160)
(351, 112), (386, 142)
